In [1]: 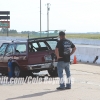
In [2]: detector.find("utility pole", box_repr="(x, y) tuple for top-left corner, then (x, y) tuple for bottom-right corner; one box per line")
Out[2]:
(40, 0), (41, 37)
(47, 3), (50, 37)
(7, 14), (8, 36)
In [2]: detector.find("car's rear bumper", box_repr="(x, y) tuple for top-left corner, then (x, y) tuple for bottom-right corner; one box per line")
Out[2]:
(26, 60), (73, 71)
(26, 62), (57, 70)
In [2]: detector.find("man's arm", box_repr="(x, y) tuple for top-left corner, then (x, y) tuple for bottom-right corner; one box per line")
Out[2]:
(55, 48), (59, 59)
(70, 47), (76, 56)
(55, 48), (62, 60)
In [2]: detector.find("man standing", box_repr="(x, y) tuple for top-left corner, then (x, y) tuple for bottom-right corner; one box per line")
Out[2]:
(55, 31), (76, 90)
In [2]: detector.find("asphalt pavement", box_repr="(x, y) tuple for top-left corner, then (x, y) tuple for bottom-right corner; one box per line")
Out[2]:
(0, 63), (100, 100)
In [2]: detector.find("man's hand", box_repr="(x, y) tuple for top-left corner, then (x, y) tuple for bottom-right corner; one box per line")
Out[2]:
(57, 56), (62, 60)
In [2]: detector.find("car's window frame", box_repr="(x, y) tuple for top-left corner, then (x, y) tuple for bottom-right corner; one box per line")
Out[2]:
(28, 39), (58, 53)
(28, 42), (39, 52)
(15, 43), (27, 55)
(28, 42), (40, 53)
(28, 41), (50, 53)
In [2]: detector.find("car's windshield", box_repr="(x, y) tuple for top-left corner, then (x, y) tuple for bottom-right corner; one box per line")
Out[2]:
(0, 43), (8, 56)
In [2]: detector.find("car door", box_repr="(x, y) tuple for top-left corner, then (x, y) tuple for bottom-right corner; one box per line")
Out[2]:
(14, 43), (28, 66)
(3, 44), (15, 68)
(0, 43), (9, 72)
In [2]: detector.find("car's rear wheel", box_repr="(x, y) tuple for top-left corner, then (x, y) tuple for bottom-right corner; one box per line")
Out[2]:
(48, 67), (58, 77)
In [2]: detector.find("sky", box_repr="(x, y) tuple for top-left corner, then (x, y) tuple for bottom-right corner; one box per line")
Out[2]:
(0, 0), (100, 32)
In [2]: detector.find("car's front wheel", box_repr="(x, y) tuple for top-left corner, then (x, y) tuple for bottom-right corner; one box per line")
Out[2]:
(48, 67), (58, 77)
(13, 65), (21, 77)
(13, 65), (33, 78)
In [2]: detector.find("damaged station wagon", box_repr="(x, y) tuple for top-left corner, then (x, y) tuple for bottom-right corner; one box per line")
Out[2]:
(0, 36), (58, 77)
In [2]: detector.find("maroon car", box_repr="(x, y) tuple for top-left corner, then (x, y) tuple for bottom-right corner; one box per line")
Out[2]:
(0, 36), (58, 77)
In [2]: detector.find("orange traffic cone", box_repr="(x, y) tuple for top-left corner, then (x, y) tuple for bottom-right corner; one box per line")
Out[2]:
(73, 55), (77, 64)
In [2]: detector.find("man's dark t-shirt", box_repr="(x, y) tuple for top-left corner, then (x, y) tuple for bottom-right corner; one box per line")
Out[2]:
(56, 39), (75, 62)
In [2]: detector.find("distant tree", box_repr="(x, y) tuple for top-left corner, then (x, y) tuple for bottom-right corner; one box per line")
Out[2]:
(0, 28), (17, 34)
(21, 31), (38, 34)
(9, 29), (17, 33)
(1, 28), (8, 33)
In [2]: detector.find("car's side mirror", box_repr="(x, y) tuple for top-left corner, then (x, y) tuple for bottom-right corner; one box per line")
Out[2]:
(15, 50), (20, 55)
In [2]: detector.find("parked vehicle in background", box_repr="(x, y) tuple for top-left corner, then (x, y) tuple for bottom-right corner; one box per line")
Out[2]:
(0, 36), (58, 77)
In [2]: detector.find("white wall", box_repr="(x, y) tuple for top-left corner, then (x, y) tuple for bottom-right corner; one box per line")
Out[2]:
(68, 38), (100, 64)
(71, 45), (100, 64)
(69, 38), (100, 46)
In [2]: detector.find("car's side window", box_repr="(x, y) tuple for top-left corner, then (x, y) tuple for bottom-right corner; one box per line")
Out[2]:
(47, 41), (57, 50)
(31, 42), (39, 52)
(29, 42), (49, 52)
(38, 42), (49, 51)
(0, 44), (8, 56)
(32, 43), (39, 48)
(5, 44), (14, 56)
(39, 42), (47, 47)
(15, 44), (26, 54)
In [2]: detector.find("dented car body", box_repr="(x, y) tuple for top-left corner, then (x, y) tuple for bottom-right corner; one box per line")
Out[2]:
(0, 37), (58, 77)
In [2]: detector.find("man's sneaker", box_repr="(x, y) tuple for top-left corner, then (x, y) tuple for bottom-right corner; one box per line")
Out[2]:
(56, 87), (65, 90)
(65, 87), (71, 89)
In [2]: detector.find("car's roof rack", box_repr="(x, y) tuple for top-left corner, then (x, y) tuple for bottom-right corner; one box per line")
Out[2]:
(11, 39), (27, 43)
(28, 36), (58, 41)
(2, 36), (58, 43)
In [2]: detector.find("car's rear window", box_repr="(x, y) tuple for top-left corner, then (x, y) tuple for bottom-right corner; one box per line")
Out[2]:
(47, 41), (57, 50)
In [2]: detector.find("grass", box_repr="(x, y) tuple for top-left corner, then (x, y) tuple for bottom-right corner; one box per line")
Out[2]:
(0, 33), (100, 39)
(66, 34), (100, 39)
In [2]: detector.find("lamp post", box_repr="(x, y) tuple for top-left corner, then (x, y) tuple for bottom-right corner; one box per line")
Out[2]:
(47, 3), (50, 37)
(40, 0), (41, 37)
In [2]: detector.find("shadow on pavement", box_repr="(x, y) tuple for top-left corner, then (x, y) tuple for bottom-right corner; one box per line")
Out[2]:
(6, 90), (60, 100)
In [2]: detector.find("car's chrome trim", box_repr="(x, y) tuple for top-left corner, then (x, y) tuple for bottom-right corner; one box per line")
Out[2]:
(27, 62), (58, 70)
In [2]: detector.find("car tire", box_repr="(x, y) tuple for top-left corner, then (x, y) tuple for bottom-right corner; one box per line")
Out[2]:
(48, 67), (58, 77)
(13, 66), (33, 78)
(13, 65), (22, 77)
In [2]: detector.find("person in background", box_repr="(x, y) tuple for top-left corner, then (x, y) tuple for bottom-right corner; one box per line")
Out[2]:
(55, 31), (76, 90)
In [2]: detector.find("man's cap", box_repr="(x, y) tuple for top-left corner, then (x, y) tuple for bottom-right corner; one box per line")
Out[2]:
(59, 31), (65, 36)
